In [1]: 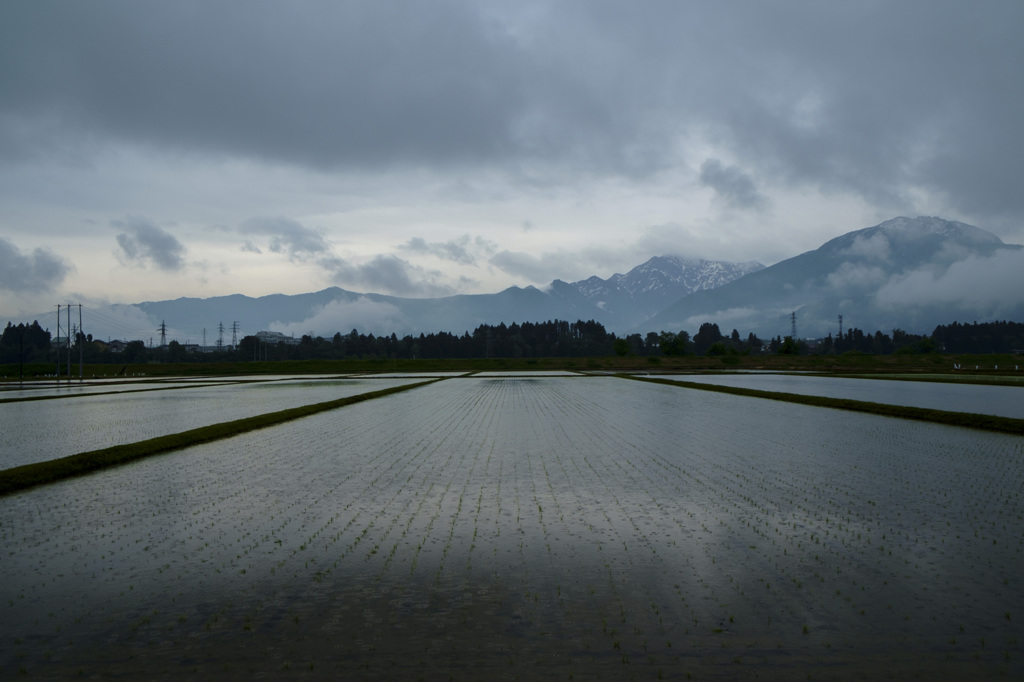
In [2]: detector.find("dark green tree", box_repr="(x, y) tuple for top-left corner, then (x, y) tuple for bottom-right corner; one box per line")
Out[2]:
(693, 322), (723, 355)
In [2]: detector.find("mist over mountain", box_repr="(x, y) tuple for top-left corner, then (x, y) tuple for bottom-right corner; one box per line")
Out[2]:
(16, 216), (1021, 344)
(646, 216), (1024, 338)
(98, 256), (761, 343)
(547, 257), (764, 329)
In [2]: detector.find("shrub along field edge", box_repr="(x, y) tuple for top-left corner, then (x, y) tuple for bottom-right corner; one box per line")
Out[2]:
(619, 374), (1024, 436)
(0, 379), (440, 497)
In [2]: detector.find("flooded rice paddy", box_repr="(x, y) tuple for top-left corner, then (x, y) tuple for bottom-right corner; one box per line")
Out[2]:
(653, 373), (1024, 419)
(1, 375), (1022, 679)
(0, 377), (421, 469)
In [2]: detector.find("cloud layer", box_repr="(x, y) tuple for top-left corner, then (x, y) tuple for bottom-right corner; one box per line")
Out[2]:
(3, 2), (1021, 219)
(1, 2), (1022, 316)
(0, 237), (72, 293)
(113, 217), (186, 271)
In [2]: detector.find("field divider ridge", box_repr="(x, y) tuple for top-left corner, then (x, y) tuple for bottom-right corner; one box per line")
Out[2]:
(615, 373), (1024, 436)
(0, 378), (442, 497)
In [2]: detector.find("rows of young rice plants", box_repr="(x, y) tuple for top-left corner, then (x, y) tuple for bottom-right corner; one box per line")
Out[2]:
(0, 377), (420, 469)
(1, 375), (1021, 679)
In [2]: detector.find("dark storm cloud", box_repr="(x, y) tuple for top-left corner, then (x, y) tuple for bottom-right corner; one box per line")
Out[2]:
(113, 216), (186, 271)
(239, 217), (329, 261)
(699, 159), (767, 210)
(0, 237), (72, 293)
(0, 1), (527, 169)
(2, 1), (1022, 221)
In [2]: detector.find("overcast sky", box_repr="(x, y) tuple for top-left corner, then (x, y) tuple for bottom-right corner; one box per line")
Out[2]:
(2, 0), (1022, 322)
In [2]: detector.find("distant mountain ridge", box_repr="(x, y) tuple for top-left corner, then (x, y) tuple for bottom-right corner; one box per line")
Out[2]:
(646, 216), (1024, 338)
(18, 216), (1022, 343)
(116, 255), (762, 341)
(548, 256), (764, 328)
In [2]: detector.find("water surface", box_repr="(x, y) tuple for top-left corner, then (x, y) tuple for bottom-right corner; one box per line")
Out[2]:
(650, 373), (1024, 419)
(1, 376), (1019, 679)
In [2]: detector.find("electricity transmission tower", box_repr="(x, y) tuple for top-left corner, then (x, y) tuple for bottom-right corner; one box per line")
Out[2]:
(158, 320), (167, 348)
(217, 322), (224, 350)
(55, 303), (84, 379)
(231, 321), (239, 348)
(790, 311), (797, 339)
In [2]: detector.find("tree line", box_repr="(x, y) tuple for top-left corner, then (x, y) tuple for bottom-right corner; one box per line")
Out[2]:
(4, 318), (1024, 366)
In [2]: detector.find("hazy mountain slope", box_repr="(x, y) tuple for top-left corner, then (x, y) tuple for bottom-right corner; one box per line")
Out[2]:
(644, 216), (1024, 337)
(35, 216), (1021, 343)
(549, 256), (764, 328)
(125, 284), (607, 341)
(89, 256), (761, 341)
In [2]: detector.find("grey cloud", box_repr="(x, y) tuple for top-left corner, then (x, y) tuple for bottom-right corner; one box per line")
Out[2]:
(825, 262), (888, 292)
(841, 233), (891, 262)
(0, 2), (526, 170)
(699, 159), (768, 210)
(874, 250), (1024, 315)
(239, 217), (328, 261)
(0, 237), (73, 293)
(490, 246), (630, 285)
(489, 251), (559, 284)
(113, 216), (186, 271)
(326, 254), (455, 297)
(1, 2), (1022, 221)
(399, 235), (496, 265)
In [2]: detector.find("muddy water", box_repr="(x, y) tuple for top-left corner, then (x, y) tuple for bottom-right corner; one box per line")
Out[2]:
(1, 376), (1021, 679)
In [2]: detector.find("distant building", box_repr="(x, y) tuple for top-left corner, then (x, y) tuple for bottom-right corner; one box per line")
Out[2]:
(256, 330), (301, 346)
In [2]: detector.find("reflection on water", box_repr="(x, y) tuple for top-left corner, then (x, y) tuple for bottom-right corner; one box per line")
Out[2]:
(1, 377), (1020, 679)
(0, 378), (420, 469)
(652, 373), (1024, 419)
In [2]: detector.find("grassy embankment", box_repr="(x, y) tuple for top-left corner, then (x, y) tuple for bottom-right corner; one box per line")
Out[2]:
(4, 352), (1022, 382)
(0, 378), (439, 497)
(620, 373), (1024, 436)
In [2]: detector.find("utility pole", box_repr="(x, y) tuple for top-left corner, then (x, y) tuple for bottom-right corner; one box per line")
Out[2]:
(78, 304), (83, 379)
(66, 303), (72, 378)
(55, 304), (61, 378)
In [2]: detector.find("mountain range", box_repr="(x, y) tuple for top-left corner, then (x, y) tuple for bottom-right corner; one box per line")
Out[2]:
(647, 216), (1024, 338)
(22, 216), (1024, 343)
(97, 256), (763, 344)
